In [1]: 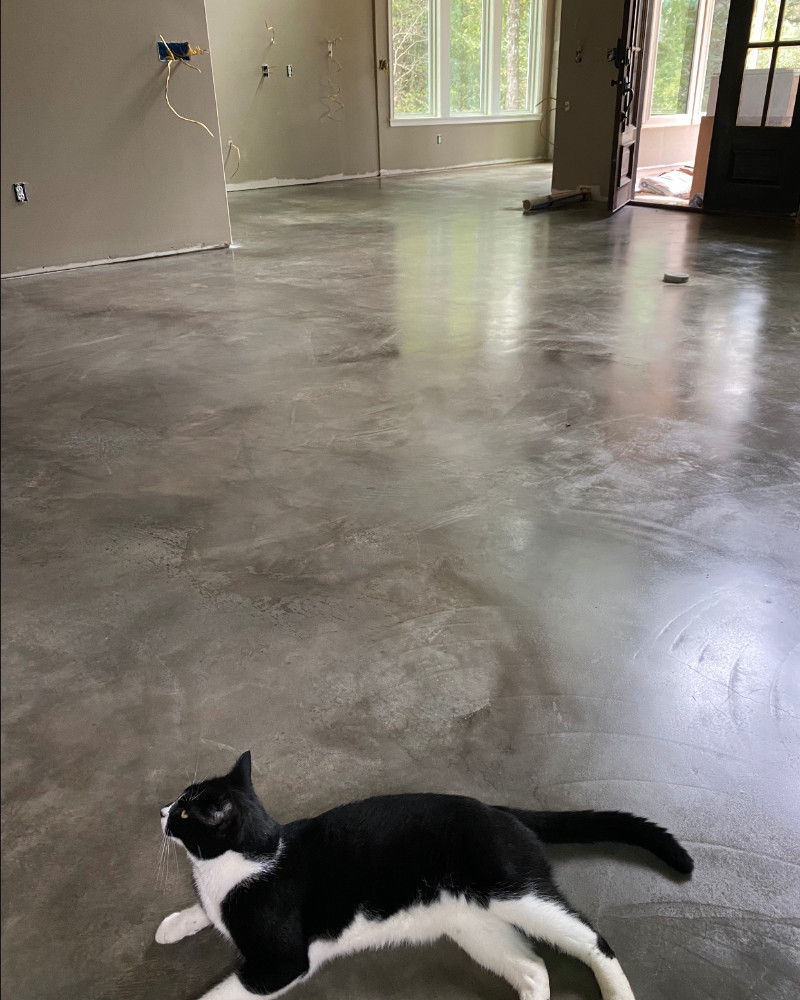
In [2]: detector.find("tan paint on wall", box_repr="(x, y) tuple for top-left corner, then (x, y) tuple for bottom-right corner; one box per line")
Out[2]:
(638, 123), (701, 169)
(207, 1), (550, 186)
(205, 0), (380, 186)
(551, 0), (624, 197)
(1, 0), (231, 276)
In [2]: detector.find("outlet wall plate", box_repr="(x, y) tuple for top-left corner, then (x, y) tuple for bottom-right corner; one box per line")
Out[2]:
(13, 183), (28, 203)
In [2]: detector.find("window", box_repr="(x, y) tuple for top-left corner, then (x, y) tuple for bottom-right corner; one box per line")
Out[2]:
(737, 0), (800, 126)
(651, 0), (701, 116)
(644, 0), (731, 123)
(391, 0), (433, 115)
(390, 0), (544, 122)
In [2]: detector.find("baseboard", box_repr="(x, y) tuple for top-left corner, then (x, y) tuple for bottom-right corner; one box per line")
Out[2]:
(227, 171), (380, 192)
(379, 157), (546, 177)
(226, 159), (548, 191)
(1, 242), (230, 280)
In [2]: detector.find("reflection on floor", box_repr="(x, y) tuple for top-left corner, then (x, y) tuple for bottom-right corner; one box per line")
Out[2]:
(2, 164), (800, 1000)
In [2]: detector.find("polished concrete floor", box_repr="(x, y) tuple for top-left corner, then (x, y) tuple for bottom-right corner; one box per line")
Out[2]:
(2, 164), (799, 1000)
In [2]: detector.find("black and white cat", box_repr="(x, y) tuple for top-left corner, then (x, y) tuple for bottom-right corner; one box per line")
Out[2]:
(157, 752), (693, 1000)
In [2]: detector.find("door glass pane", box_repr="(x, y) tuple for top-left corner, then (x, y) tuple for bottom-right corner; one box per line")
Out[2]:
(500, 0), (533, 112)
(392, 0), (432, 116)
(780, 0), (800, 41)
(701, 0), (732, 113)
(749, 0), (780, 42)
(766, 46), (800, 125)
(450, 0), (485, 114)
(651, 0), (701, 115)
(737, 48), (771, 125)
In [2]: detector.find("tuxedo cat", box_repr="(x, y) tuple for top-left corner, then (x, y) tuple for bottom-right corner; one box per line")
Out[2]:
(157, 752), (693, 999)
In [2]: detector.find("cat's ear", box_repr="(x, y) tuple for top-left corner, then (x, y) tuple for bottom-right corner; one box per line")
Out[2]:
(228, 750), (252, 790)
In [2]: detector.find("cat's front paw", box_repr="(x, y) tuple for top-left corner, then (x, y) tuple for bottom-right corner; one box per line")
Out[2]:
(155, 911), (191, 945)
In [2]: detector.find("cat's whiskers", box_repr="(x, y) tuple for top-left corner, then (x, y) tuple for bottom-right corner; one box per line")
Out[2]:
(155, 834), (169, 890)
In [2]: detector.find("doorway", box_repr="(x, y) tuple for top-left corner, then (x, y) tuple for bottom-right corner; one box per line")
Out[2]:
(634, 0), (732, 208)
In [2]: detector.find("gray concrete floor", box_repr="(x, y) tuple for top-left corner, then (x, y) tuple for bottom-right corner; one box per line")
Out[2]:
(2, 164), (799, 1000)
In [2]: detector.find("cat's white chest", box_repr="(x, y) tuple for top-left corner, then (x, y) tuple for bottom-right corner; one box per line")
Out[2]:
(191, 850), (275, 941)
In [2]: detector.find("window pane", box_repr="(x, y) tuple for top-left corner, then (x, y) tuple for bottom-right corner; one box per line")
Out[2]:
(501, 0), (533, 112)
(701, 0), (731, 113)
(651, 0), (701, 115)
(450, 0), (485, 114)
(780, 0), (800, 41)
(766, 46), (800, 124)
(737, 48), (771, 125)
(392, 0), (432, 116)
(749, 0), (780, 42)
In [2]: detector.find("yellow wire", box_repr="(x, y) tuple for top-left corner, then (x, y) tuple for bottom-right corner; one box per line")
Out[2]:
(226, 141), (242, 181)
(265, 21), (276, 45)
(159, 35), (214, 138)
(323, 38), (345, 121)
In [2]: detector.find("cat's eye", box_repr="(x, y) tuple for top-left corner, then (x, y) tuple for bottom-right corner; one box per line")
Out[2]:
(180, 809), (189, 819)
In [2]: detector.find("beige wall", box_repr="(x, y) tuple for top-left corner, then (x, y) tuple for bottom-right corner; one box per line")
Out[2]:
(1, 1), (231, 276)
(206, 1), (549, 187)
(551, 0), (624, 197)
(205, 0), (380, 187)
(638, 123), (701, 169)
(377, 121), (545, 173)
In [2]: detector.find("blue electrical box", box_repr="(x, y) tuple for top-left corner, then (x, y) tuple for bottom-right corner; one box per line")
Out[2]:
(157, 41), (192, 61)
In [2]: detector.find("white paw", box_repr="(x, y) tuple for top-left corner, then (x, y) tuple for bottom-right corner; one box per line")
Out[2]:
(155, 911), (190, 945)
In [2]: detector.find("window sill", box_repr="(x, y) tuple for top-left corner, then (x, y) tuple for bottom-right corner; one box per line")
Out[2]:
(390, 114), (543, 127)
(643, 116), (703, 128)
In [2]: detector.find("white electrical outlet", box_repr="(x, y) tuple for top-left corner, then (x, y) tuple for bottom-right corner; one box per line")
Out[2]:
(436, 134), (442, 144)
(286, 65), (293, 77)
(564, 100), (571, 112)
(13, 183), (28, 202)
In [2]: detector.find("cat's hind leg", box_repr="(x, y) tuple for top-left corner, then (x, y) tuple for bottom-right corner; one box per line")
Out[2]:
(196, 961), (307, 1000)
(448, 910), (550, 1000)
(491, 895), (635, 1000)
(155, 903), (211, 944)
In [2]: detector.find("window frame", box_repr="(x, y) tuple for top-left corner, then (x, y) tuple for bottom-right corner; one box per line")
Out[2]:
(641, 0), (720, 126)
(388, 0), (548, 125)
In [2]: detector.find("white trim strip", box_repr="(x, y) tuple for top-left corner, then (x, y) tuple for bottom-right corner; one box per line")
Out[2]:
(379, 156), (546, 176)
(226, 171), (380, 192)
(1, 242), (230, 280)
(391, 114), (543, 126)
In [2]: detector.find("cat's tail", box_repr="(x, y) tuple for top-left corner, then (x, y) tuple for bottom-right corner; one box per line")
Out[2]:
(499, 808), (694, 875)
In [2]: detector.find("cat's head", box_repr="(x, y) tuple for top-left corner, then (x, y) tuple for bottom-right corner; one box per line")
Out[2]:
(161, 751), (277, 859)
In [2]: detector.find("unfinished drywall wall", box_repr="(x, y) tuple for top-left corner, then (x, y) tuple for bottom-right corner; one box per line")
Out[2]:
(205, 0), (380, 187)
(0, 1), (231, 277)
(373, 3), (550, 172)
(207, 1), (549, 188)
(551, 0), (625, 197)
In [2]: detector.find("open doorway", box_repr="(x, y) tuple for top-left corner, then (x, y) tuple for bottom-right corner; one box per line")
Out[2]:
(634, 0), (732, 208)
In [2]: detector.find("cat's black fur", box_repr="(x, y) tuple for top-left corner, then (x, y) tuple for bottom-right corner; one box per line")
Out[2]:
(160, 752), (693, 998)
